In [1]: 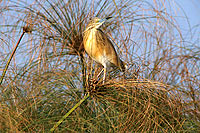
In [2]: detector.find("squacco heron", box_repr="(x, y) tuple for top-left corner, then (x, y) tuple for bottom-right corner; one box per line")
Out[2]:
(83, 17), (126, 83)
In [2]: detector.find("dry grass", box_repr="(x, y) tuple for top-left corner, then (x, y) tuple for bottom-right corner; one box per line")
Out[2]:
(0, 0), (200, 132)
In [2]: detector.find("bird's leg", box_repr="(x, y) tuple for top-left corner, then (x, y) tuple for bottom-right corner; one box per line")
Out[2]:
(103, 67), (106, 84)
(96, 68), (104, 78)
(91, 68), (103, 85)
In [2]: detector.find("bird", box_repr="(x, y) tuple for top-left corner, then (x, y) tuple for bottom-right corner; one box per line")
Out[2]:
(83, 17), (126, 84)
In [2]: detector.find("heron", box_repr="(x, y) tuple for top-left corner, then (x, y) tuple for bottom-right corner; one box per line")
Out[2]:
(83, 17), (126, 84)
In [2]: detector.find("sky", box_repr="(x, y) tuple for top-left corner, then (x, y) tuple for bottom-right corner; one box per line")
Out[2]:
(175, 0), (200, 46)
(176, 0), (200, 26)
(2, 0), (199, 27)
(0, 0), (200, 68)
(1, 0), (199, 36)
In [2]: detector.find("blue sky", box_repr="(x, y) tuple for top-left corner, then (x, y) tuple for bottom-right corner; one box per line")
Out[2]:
(176, 0), (200, 26)
(1, 0), (199, 67)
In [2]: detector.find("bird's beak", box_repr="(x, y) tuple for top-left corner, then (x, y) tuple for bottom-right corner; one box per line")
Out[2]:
(99, 17), (112, 24)
(105, 17), (112, 20)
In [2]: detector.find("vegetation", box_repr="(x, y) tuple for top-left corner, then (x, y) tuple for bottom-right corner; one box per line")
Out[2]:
(0, 0), (199, 132)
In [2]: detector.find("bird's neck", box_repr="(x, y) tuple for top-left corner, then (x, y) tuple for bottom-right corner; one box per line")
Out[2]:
(85, 24), (102, 33)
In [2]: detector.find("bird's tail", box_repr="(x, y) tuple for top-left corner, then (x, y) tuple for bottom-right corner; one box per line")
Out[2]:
(120, 60), (127, 72)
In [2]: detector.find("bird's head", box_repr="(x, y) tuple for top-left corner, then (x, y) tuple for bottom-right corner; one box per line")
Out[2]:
(86, 17), (112, 30)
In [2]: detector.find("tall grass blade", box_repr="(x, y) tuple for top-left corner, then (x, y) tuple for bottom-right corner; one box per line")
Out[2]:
(50, 93), (90, 132)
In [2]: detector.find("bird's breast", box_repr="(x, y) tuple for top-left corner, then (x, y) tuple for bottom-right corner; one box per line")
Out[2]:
(84, 29), (103, 62)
